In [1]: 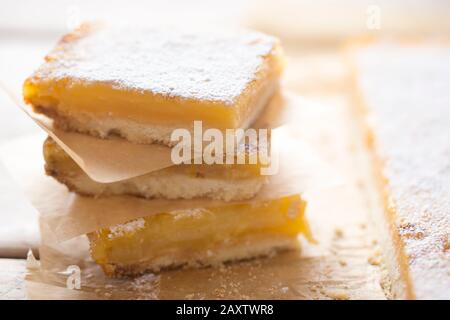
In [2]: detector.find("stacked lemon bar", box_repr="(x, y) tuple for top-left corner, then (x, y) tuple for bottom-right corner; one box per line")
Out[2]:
(24, 23), (310, 277)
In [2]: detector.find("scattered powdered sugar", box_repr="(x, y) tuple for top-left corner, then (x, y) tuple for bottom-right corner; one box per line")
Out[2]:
(38, 26), (277, 104)
(108, 218), (146, 239)
(171, 208), (211, 220)
(131, 273), (160, 290)
(126, 273), (160, 300)
(280, 286), (289, 294)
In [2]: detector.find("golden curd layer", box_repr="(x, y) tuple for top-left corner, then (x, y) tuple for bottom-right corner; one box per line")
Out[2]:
(89, 195), (310, 275)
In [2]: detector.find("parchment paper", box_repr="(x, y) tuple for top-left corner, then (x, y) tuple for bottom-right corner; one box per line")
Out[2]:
(1, 125), (340, 243)
(1, 84), (300, 183)
(0, 162), (39, 257)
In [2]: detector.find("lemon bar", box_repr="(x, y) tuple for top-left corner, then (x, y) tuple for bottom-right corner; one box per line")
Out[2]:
(43, 137), (267, 201)
(24, 24), (284, 146)
(351, 40), (450, 299)
(88, 194), (310, 277)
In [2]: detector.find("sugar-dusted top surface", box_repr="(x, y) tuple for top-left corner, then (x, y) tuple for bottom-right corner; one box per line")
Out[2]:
(356, 41), (450, 299)
(35, 25), (278, 104)
(108, 218), (145, 239)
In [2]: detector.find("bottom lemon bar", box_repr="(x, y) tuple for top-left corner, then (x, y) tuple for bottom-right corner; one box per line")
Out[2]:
(88, 195), (311, 277)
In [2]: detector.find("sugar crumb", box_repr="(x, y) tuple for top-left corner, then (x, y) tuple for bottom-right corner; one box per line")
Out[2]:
(325, 289), (349, 300)
(108, 218), (145, 239)
(334, 228), (344, 239)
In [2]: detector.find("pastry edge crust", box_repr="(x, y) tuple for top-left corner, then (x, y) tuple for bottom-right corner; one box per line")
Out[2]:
(346, 43), (415, 299)
(45, 163), (266, 201)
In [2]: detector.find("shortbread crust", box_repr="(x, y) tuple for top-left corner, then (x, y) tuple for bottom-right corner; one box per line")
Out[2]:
(43, 136), (267, 201)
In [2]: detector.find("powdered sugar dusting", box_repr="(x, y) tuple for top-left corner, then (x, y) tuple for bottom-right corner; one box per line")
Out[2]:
(108, 218), (146, 239)
(356, 41), (450, 299)
(171, 208), (211, 220)
(36, 26), (277, 104)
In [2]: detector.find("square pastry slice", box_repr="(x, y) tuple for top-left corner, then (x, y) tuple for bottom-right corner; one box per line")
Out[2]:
(351, 40), (450, 299)
(43, 137), (267, 201)
(88, 194), (311, 277)
(24, 23), (284, 146)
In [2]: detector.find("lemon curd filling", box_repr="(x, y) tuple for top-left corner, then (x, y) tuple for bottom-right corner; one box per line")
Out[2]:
(88, 195), (311, 276)
(24, 57), (281, 129)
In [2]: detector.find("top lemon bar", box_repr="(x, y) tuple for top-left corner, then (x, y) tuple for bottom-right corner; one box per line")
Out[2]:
(24, 23), (284, 145)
